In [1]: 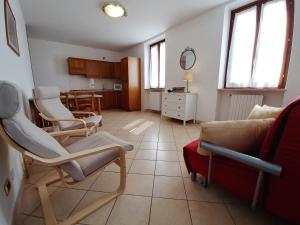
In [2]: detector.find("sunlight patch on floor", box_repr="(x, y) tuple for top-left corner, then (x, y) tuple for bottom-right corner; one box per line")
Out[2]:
(130, 121), (154, 135)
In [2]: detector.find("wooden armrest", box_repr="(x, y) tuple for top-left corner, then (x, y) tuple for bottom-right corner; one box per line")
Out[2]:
(49, 128), (89, 137)
(71, 111), (96, 116)
(24, 144), (126, 166)
(200, 141), (282, 176)
(39, 113), (87, 128)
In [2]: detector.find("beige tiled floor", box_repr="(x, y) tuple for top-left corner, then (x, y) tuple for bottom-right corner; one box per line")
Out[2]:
(17, 110), (289, 225)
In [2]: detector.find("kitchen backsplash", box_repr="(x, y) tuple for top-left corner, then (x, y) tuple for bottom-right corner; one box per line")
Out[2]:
(68, 75), (121, 90)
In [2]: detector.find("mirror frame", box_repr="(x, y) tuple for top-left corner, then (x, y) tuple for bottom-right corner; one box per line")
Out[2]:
(180, 47), (196, 70)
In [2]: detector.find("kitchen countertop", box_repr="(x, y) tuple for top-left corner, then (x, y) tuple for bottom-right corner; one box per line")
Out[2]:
(70, 89), (122, 92)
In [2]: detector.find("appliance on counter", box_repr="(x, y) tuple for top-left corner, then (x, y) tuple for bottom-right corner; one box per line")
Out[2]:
(113, 83), (122, 91)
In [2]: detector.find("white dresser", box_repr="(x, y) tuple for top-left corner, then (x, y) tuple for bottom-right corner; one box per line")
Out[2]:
(161, 92), (197, 125)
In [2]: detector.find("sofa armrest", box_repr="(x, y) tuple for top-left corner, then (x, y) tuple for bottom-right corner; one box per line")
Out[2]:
(200, 141), (282, 176)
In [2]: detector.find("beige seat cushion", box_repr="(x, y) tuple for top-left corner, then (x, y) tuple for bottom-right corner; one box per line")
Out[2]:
(198, 118), (275, 156)
(66, 131), (133, 176)
(247, 104), (283, 120)
(62, 115), (102, 130)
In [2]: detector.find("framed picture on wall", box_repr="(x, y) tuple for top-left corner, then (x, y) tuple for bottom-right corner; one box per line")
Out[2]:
(4, 0), (20, 56)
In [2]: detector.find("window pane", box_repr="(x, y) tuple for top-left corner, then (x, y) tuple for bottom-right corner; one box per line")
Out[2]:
(227, 7), (257, 87)
(252, 0), (287, 88)
(150, 45), (159, 88)
(159, 42), (166, 88)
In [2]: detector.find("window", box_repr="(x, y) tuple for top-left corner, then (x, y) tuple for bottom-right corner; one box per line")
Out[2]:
(149, 40), (166, 89)
(225, 0), (294, 88)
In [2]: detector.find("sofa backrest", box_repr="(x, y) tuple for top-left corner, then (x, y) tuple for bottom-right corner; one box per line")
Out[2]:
(259, 97), (300, 223)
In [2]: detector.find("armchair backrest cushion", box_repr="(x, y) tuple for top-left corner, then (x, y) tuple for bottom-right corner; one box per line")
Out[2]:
(0, 82), (85, 181)
(34, 86), (75, 129)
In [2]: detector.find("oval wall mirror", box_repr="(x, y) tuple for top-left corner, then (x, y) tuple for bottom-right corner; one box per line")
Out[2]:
(180, 47), (196, 70)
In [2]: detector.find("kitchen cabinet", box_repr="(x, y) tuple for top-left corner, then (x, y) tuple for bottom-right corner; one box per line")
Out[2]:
(68, 58), (86, 75)
(100, 61), (114, 78)
(86, 59), (100, 78)
(99, 91), (121, 109)
(113, 62), (121, 79)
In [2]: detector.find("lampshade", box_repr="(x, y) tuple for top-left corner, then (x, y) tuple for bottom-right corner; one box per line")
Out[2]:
(183, 72), (192, 81)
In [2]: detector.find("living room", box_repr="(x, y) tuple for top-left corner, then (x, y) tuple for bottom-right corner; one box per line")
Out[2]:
(0, 0), (300, 225)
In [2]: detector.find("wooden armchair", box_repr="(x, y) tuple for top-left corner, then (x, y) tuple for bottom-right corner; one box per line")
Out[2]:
(32, 87), (102, 137)
(0, 81), (133, 225)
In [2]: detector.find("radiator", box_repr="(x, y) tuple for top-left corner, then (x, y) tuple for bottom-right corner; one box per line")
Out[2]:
(148, 91), (161, 111)
(228, 94), (263, 120)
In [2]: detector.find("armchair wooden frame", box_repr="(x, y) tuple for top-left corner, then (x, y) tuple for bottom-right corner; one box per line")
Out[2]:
(0, 124), (126, 225)
(32, 90), (97, 138)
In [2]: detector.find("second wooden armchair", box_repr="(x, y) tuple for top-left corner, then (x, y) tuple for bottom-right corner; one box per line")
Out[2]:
(33, 86), (102, 137)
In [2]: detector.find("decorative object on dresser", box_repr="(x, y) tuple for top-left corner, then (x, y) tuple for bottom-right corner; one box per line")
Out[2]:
(161, 92), (197, 126)
(183, 72), (192, 92)
(172, 87), (185, 93)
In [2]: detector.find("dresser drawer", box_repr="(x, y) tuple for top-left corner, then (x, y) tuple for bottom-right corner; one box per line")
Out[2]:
(162, 102), (185, 112)
(162, 94), (186, 104)
(162, 110), (185, 120)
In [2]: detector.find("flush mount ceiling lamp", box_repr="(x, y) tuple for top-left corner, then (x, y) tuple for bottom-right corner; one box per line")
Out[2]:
(102, 2), (127, 18)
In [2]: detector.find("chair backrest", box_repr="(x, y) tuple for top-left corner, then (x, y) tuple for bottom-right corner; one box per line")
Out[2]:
(0, 81), (85, 181)
(259, 97), (300, 223)
(33, 86), (75, 129)
(70, 91), (96, 112)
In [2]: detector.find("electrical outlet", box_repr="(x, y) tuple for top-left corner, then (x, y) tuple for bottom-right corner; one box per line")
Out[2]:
(4, 179), (11, 196)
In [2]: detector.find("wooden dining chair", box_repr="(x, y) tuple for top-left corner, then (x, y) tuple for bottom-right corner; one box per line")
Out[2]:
(70, 91), (97, 113)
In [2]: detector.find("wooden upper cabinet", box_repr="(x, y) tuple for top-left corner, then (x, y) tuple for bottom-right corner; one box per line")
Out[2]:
(68, 58), (86, 75)
(100, 61), (114, 78)
(121, 58), (129, 81)
(86, 59), (100, 78)
(113, 62), (121, 79)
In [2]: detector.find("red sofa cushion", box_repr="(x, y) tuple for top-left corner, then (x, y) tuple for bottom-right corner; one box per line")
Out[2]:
(183, 140), (259, 201)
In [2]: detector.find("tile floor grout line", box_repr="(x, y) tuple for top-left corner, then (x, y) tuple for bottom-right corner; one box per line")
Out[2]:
(224, 203), (237, 225)
(175, 124), (194, 225)
(147, 121), (160, 225)
(104, 194), (118, 225)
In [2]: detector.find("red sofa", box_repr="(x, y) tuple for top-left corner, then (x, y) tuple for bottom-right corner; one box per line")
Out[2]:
(183, 98), (300, 224)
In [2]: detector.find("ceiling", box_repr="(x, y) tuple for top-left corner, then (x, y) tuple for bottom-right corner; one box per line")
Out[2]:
(20, 0), (230, 51)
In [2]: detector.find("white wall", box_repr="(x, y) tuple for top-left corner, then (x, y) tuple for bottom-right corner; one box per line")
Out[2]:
(125, 0), (300, 121)
(28, 38), (124, 91)
(165, 6), (226, 121)
(283, 1), (300, 105)
(0, 0), (35, 224)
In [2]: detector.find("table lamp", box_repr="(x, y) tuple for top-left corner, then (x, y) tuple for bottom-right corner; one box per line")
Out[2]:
(183, 72), (192, 92)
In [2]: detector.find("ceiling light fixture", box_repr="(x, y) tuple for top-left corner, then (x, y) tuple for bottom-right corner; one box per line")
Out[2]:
(102, 2), (127, 18)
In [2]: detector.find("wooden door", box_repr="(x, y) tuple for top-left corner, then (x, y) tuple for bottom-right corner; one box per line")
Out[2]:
(68, 58), (86, 75)
(127, 57), (141, 111)
(86, 60), (100, 78)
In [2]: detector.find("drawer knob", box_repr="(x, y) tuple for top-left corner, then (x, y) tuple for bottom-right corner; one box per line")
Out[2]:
(178, 106), (181, 109)
(179, 98), (182, 101)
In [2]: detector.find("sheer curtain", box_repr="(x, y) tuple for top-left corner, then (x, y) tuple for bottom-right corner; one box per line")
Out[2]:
(227, 7), (257, 88)
(149, 45), (159, 88)
(226, 0), (288, 88)
(252, 0), (287, 88)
